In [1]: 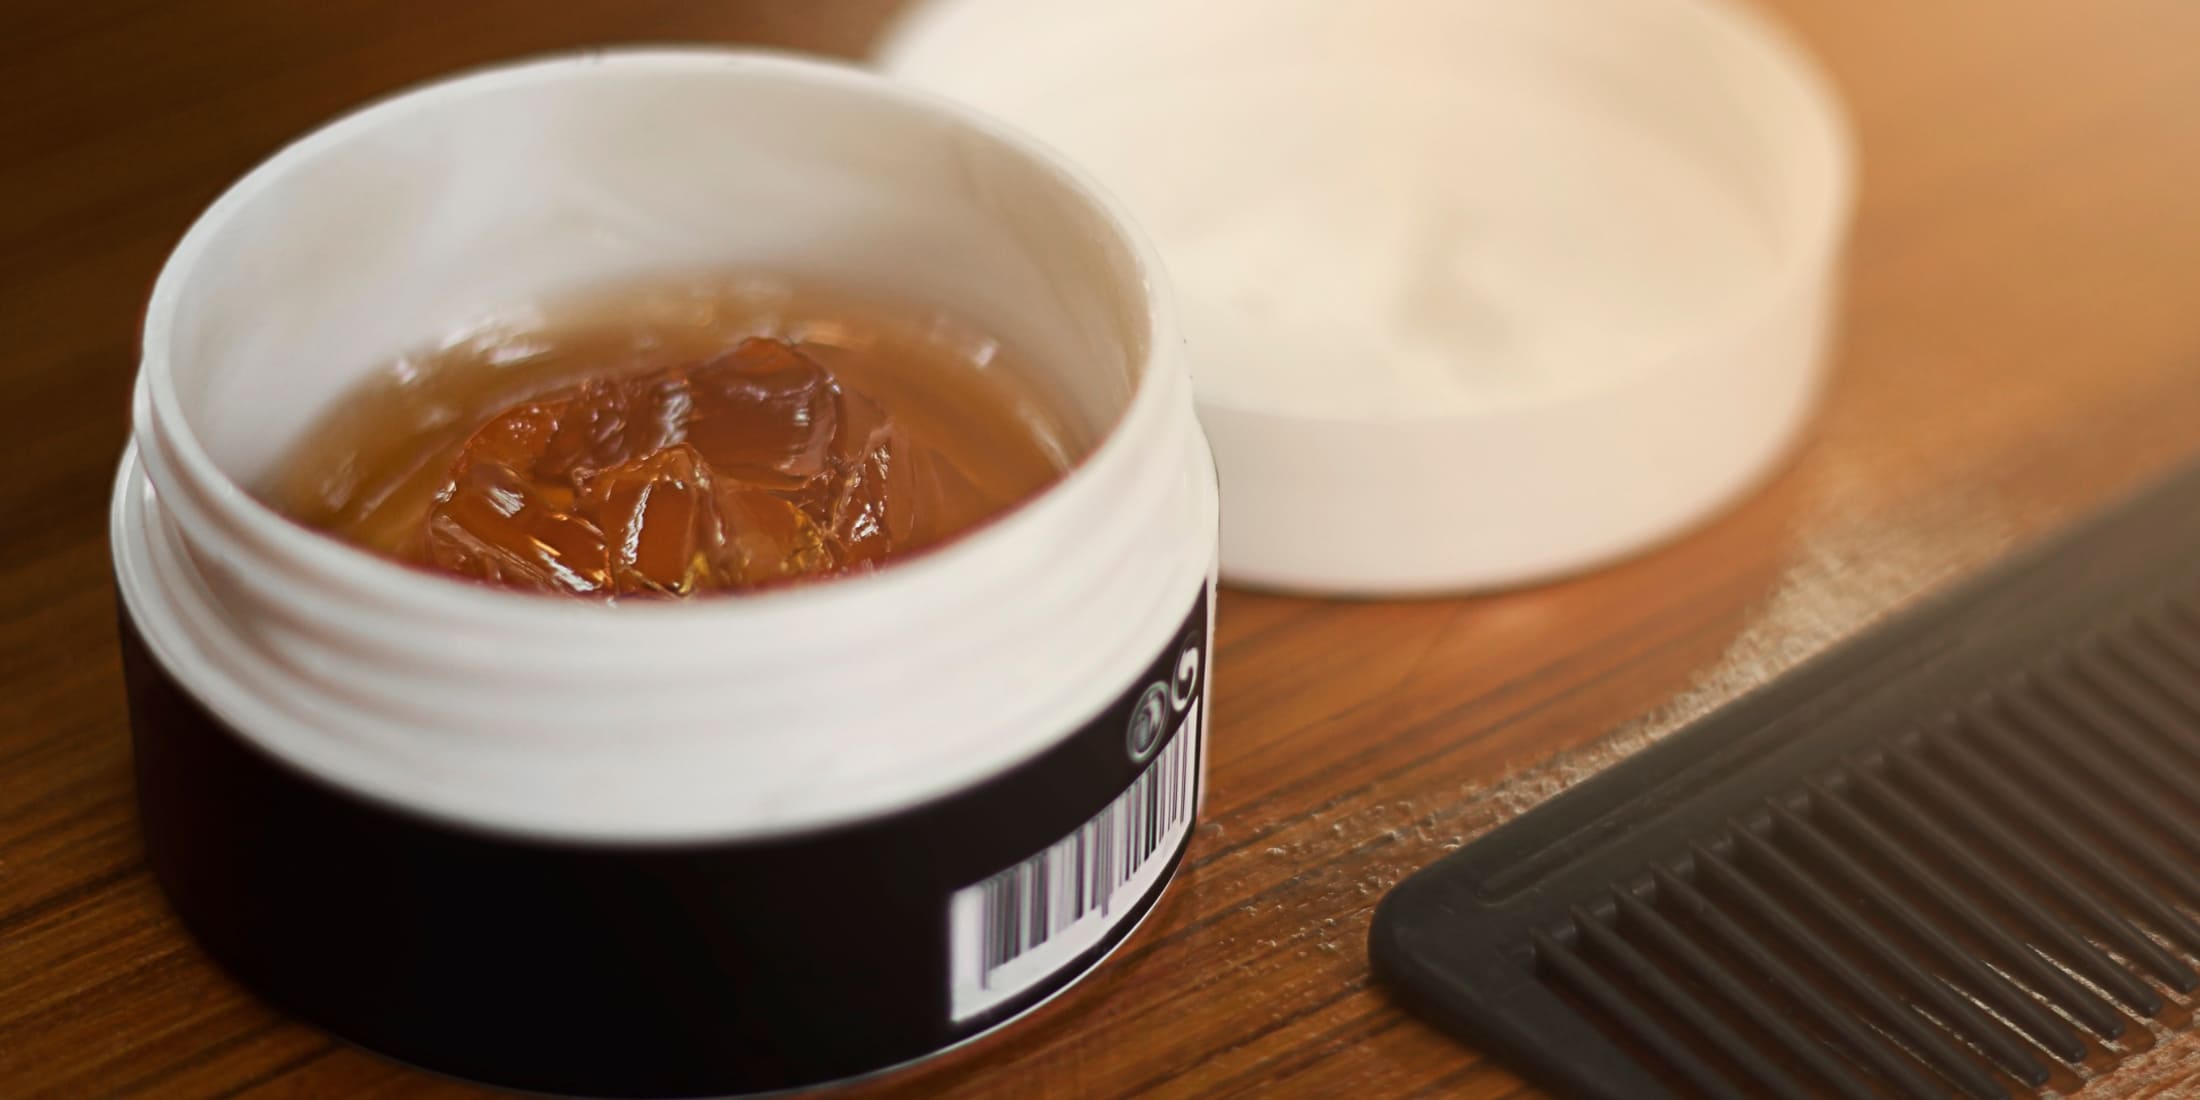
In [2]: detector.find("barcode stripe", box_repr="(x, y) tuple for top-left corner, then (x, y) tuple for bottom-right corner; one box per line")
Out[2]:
(1074, 829), (1087, 916)
(962, 727), (1196, 995)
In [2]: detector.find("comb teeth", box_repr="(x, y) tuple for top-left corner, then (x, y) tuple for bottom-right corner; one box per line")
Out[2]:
(1372, 462), (2200, 1100)
(1537, 629), (2200, 1097)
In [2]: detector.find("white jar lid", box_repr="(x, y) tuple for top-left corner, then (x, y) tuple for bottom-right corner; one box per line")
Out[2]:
(878, 0), (1855, 594)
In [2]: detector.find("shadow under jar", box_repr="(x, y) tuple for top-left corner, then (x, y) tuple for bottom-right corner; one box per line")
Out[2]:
(112, 51), (1216, 1098)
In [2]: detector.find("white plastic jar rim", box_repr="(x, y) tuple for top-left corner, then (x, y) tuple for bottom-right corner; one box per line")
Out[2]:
(116, 51), (1216, 843)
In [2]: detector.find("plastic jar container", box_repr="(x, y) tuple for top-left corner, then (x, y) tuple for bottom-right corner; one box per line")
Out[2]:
(111, 51), (1216, 1098)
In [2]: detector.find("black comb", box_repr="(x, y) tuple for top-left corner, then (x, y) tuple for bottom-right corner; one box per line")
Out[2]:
(1371, 457), (2200, 1099)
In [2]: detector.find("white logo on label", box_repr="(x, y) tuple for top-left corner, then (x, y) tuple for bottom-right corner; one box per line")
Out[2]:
(1171, 646), (1200, 711)
(1127, 684), (1169, 763)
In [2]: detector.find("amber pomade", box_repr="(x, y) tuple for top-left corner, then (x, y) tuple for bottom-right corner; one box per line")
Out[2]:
(267, 278), (1082, 598)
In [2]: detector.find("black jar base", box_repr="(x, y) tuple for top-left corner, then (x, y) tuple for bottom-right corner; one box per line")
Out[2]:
(119, 590), (1205, 1099)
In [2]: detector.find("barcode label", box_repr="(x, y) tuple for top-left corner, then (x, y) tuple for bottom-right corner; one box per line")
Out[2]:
(948, 710), (1199, 1021)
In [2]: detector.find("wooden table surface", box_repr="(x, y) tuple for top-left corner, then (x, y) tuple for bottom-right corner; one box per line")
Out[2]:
(9, 1), (2200, 1097)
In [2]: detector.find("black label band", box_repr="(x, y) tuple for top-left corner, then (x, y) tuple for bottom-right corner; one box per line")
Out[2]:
(122, 583), (1210, 1098)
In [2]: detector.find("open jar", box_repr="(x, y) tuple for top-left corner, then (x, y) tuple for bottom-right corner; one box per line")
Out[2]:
(112, 51), (1216, 1098)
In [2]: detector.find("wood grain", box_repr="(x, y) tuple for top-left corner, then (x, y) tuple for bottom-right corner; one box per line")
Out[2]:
(7, 1), (2200, 1096)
